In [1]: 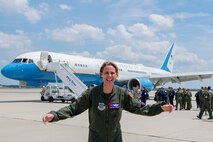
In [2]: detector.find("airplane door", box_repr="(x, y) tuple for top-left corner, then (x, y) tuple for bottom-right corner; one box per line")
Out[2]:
(40, 52), (52, 70)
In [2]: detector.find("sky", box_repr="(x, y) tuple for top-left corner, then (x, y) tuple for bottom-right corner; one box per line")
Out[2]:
(0, 0), (212, 89)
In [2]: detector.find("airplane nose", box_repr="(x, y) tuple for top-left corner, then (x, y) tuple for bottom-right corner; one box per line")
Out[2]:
(1, 64), (16, 79)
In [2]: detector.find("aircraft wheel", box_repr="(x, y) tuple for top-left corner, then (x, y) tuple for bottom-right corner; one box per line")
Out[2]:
(48, 97), (54, 102)
(71, 98), (75, 103)
(61, 99), (65, 103)
(41, 96), (45, 101)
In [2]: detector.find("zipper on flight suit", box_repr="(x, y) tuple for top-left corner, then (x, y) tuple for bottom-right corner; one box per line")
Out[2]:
(104, 93), (111, 142)
(105, 105), (109, 142)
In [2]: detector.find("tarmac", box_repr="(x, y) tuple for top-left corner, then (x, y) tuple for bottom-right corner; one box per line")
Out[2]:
(0, 88), (213, 142)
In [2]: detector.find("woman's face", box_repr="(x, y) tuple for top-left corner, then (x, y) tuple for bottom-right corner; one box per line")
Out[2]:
(100, 65), (118, 86)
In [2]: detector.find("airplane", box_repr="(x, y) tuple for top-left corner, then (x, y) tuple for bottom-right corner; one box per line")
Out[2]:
(1, 43), (213, 92)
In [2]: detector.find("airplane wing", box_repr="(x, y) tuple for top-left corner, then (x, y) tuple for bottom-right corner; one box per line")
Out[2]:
(150, 71), (213, 86)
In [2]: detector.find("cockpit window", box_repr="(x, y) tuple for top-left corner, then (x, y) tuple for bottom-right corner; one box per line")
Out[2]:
(12, 58), (34, 64)
(12, 59), (22, 63)
(22, 58), (28, 63)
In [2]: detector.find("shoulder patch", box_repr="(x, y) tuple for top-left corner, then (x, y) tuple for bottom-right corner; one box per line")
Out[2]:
(98, 103), (106, 111)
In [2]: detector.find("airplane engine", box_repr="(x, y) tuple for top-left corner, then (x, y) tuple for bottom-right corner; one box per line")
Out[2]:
(127, 77), (153, 92)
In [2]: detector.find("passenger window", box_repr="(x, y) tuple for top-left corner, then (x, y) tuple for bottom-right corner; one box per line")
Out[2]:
(28, 59), (34, 64)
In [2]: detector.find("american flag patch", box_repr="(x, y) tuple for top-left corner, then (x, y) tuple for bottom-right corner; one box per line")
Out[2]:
(109, 103), (120, 109)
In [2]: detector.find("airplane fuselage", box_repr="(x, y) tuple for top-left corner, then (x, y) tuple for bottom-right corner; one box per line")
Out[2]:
(1, 51), (170, 90)
(2, 43), (212, 91)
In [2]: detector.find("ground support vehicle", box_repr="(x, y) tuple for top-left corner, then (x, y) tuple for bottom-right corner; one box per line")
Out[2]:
(40, 84), (75, 103)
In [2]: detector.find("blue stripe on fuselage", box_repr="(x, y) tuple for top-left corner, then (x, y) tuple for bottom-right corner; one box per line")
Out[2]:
(1, 63), (56, 81)
(1, 63), (107, 86)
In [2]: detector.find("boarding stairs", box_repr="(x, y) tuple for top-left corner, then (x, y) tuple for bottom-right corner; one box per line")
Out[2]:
(46, 61), (88, 98)
(39, 51), (88, 98)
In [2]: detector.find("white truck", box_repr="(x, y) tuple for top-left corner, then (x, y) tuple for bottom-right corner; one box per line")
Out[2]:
(40, 84), (76, 103)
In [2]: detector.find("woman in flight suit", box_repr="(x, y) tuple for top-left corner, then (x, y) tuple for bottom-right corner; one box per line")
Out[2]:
(42, 61), (173, 142)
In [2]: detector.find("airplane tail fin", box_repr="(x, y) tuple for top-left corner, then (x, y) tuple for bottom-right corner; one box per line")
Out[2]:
(160, 43), (175, 73)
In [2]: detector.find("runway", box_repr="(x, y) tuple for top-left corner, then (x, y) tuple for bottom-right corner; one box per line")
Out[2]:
(0, 88), (212, 142)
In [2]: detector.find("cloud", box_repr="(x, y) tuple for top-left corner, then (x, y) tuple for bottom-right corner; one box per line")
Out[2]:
(44, 21), (172, 66)
(128, 23), (155, 37)
(95, 41), (212, 73)
(23, 8), (41, 23)
(97, 45), (137, 61)
(96, 44), (159, 65)
(0, 30), (31, 50)
(59, 4), (72, 11)
(0, 0), (44, 23)
(107, 22), (174, 45)
(173, 46), (212, 72)
(172, 12), (209, 20)
(102, 22), (175, 66)
(107, 0), (156, 21)
(45, 24), (105, 43)
(149, 14), (174, 28)
(107, 23), (171, 51)
(107, 24), (133, 42)
(107, 23), (155, 44)
(176, 53), (207, 66)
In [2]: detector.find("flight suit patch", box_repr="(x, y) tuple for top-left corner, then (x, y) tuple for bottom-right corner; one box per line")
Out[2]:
(98, 103), (106, 111)
(109, 103), (120, 109)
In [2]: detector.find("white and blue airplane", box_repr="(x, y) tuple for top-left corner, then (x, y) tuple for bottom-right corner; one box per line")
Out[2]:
(1, 43), (213, 91)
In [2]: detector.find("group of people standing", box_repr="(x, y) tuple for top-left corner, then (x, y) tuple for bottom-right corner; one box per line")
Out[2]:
(154, 86), (213, 120)
(154, 87), (191, 110)
(174, 87), (192, 110)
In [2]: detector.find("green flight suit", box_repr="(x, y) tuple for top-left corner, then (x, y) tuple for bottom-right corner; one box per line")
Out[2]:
(198, 91), (213, 119)
(49, 84), (164, 142)
(182, 92), (187, 109)
(186, 91), (192, 110)
(209, 91), (213, 110)
(198, 89), (204, 108)
(175, 90), (182, 110)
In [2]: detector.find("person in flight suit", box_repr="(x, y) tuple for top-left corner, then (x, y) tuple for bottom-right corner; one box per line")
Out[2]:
(42, 61), (173, 142)
(197, 87), (213, 119)
(140, 86), (149, 106)
(208, 86), (213, 110)
(195, 87), (203, 109)
(182, 88), (187, 110)
(131, 85), (141, 100)
(175, 87), (183, 110)
(167, 87), (175, 106)
(185, 89), (192, 110)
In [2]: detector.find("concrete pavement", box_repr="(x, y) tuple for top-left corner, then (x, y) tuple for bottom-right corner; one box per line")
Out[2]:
(0, 88), (212, 142)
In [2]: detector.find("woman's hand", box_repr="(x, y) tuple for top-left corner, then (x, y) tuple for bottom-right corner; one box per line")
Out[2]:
(42, 113), (54, 124)
(161, 104), (173, 113)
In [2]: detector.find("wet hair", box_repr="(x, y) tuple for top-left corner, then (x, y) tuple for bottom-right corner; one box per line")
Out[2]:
(99, 61), (119, 76)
